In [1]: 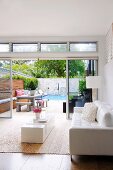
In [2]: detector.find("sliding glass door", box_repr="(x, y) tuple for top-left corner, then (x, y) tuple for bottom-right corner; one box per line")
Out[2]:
(66, 59), (98, 118)
(0, 59), (12, 118)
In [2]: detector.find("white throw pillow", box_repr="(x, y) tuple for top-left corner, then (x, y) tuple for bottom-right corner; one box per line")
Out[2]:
(93, 101), (113, 121)
(98, 107), (113, 127)
(82, 102), (98, 122)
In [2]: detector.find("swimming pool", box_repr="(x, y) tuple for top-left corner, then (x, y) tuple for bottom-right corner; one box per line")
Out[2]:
(42, 95), (66, 100)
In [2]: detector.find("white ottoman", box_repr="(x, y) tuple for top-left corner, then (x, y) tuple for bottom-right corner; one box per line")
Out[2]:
(21, 124), (46, 143)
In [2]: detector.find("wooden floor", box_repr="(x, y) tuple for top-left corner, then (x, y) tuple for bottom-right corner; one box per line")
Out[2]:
(0, 103), (113, 170)
(0, 153), (113, 170)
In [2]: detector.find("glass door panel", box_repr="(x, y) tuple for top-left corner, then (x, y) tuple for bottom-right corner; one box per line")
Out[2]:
(67, 59), (98, 118)
(0, 59), (12, 118)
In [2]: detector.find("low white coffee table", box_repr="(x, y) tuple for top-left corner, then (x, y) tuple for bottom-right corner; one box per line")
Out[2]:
(21, 114), (54, 143)
(21, 124), (46, 143)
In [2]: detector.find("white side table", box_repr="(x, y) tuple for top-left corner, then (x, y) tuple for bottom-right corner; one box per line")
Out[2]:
(21, 124), (46, 143)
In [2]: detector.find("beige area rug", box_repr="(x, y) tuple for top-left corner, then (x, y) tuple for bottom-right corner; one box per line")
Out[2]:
(0, 109), (71, 155)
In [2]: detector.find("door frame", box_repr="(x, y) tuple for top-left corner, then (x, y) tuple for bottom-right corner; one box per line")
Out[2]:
(1, 57), (98, 119)
(0, 58), (12, 118)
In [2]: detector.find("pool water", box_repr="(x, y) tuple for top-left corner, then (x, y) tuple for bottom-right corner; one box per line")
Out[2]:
(42, 95), (66, 100)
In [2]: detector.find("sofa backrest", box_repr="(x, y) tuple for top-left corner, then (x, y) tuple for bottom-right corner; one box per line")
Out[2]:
(94, 100), (113, 127)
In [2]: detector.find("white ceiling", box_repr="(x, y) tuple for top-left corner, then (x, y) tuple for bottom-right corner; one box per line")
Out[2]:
(0, 0), (113, 37)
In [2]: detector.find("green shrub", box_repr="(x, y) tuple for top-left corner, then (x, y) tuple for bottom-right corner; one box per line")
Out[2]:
(4, 74), (38, 90)
(79, 79), (86, 94)
(69, 95), (74, 100)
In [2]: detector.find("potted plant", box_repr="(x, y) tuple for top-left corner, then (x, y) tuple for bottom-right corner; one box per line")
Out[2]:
(33, 107), (42, 119)
(27, 78), (38, 96)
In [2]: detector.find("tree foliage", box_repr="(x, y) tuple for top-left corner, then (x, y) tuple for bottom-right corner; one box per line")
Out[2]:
(33, 60), (66, 78)
(12, 63), (33, 76)
(6, 62), (34, 76)
(79, 79), (86, 94)
(33, 60), (85, 78)
(8, 60), (85, 78)
(69, 60), (85, 77)
(12, 60), (30, 65)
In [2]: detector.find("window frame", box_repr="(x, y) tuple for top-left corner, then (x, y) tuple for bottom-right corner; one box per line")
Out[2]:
(0, 42), (98, 53)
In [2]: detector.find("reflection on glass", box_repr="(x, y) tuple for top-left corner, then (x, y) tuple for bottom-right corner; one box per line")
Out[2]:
(70, 43), (97, 52)
(68, 60), (98, 117)
(0, 59), (11, 118)
(13, 44), (38, 52)
(41, 43), (67, 52)
(0, 44), (9, 52)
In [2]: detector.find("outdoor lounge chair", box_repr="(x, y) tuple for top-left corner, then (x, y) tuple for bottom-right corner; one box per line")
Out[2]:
(35, 89), (48, 107)
(38, 89), (47, 96)
(35, 89), (47, 100)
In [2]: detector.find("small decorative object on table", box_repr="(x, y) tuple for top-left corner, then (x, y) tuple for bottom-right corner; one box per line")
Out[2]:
(33, 107), (42, 120)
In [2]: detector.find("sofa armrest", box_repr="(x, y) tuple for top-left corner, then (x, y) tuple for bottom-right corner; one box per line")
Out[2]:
(74, 107), (83, 113)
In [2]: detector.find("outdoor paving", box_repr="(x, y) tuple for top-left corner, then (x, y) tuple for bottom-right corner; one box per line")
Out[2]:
(0, 100), (66, 118)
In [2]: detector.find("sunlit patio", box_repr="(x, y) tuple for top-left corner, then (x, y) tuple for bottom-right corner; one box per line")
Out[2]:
(0, 99), (66, 117)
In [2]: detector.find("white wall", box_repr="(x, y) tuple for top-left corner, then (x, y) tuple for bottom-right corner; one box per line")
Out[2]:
(103, 24), (113, 105)
(104, 59), (113, 106)
(38, 78), (79, 95)
(98, 37), (106, 100)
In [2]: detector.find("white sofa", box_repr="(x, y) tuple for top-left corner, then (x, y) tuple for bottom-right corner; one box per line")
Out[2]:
(69, 101), (113, 158)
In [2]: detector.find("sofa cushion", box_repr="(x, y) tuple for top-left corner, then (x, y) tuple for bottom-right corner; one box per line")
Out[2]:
(96, 103), (112, 122)
(82, 102), (98, 122)
(97, 106), (113, 127)
(74, 107), (83, 113)
(16, 89), (24, 96)
(94, 100), (113, 121)
(71, 112), (98, 128)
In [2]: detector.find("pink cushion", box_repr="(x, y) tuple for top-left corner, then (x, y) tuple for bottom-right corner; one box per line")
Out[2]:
(16, 89), (24, 96)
